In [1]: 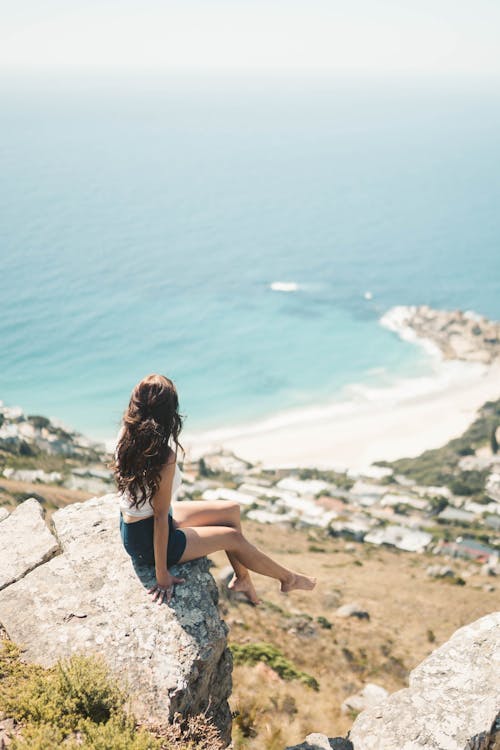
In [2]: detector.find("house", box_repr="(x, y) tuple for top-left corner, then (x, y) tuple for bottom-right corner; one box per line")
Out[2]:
(201, 487), (257, 506)
(237, 482), (294, 501)
(485, 515), (500, 532)
(439, 538), (497, 563)
(275, 476), (331, 496)
(348, 464), (393, 480)
(380, 493), (428, 511)
(364, 525), (432, 553)
(246, 508), (296, 525)
(413, 485), (452, 499)
(437, 507), (475, 524)
(316, 496), (348, 514)
(350, 480), (387, 500)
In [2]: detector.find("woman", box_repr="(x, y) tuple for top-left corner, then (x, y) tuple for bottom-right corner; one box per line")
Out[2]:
(113, 373), (316, 606)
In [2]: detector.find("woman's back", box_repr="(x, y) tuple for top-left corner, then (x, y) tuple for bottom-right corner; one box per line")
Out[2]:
(117, 461), (182, 518)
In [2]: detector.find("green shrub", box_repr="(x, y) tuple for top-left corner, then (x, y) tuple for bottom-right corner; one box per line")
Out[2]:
(230, 642), (319, 690)
(9, 723), (69, 750)
(448, 470), (489, 496)
(316, 616), (332, 630)
(76, 715), (161, 749)
(0, 641), (224, 750)
(1, 648), (125, 732)
(10, 716), (161, 750)
(308, 544), (326, 553)
(27, 415), (51, 430)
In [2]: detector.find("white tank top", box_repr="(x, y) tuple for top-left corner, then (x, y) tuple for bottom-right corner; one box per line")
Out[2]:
(118, 462), (182, 518)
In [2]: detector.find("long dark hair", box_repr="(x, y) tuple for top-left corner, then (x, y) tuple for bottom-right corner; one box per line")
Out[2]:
(111, 374), (185, 510)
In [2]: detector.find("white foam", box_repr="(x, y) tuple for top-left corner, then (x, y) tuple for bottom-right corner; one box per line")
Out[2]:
(379, 305), (442, 359)
(269, 281), (299, 292)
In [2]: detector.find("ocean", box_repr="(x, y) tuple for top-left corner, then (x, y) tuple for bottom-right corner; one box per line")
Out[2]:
(1, 74), (500, 447)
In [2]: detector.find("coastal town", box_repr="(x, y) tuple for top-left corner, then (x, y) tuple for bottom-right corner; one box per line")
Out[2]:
(1, 398), (499, 574)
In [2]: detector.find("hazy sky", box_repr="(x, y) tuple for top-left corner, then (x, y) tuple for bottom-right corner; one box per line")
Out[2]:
(1, 0), (499, 75)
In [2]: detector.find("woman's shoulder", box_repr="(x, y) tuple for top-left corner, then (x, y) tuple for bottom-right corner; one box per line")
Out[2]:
(165, 445), (177, 464)
(159, 447), (178, 475)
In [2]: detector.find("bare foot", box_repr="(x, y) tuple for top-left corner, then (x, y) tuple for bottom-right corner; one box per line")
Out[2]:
(228, 574), (261, 605)
(280, 572), (317, 593)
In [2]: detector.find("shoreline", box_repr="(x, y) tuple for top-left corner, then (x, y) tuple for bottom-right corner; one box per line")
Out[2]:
(178, 301), (500, 472)
(181, 359), (500, 472)
(97, 305), (500, 472)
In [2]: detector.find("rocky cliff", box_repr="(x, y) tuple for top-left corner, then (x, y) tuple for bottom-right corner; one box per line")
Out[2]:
(0, 495), (233, 744)
(380, 305), (500, 364)
(348, 611), (499, 750)
(287, 612), (499, 750)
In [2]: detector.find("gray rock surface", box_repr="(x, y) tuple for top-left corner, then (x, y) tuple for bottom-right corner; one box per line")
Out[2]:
(380, 305), (500, 364)
(0, 498), (60, 590)
(286, 733), (353, 750)
(349, 612), (500, 750)
(425, 564), (456, 579)
(341, 683), (389, 715)
(0, 494), (232, 743)
(335, 602), (370, 620)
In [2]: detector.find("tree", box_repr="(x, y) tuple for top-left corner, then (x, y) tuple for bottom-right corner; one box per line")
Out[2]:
(491, 424), (499, 455)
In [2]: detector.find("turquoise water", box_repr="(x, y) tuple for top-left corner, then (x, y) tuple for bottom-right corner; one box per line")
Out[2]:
(1, 75), (500, 444)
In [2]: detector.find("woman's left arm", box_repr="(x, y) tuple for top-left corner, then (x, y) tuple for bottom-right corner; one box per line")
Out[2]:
(148, 455), (185, 604)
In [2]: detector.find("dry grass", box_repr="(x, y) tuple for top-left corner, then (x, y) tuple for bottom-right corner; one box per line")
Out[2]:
(0, 478), (94, 518)
(208, 519), (498, 748)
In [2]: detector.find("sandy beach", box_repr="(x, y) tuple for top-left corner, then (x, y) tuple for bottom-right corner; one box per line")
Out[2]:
(182, 359), (500, 473)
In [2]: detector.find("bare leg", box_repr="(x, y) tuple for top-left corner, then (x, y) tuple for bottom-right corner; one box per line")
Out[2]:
(173, 500), (259, 603)
(177, 525), (316, 593)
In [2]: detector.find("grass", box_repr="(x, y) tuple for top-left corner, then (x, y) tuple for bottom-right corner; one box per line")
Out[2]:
(0, 641), (225, 750)
(230, 643), (319, 691)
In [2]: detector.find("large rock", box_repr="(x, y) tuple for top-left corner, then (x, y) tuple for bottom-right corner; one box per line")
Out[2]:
(0, 498), (59, 590)
(341, 683), (389, 715)
(0, 494), (232, 743)
(286, 734), (353, 750)
(335, 602), (370, 620)
(349, 612), (500, 750)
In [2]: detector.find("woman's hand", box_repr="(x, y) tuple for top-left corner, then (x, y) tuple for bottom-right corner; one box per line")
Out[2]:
(148, 571), (186, 605)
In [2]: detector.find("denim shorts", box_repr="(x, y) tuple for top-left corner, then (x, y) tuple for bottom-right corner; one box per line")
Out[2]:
(119, 512), (187, 568)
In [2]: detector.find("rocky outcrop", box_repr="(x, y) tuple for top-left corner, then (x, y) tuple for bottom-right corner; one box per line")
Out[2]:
(380, 305), (500, 364)
(0, 495), (233, 743)
(349, 612), (500, 750)
(335, 602), (370, 620)
(286, 734), (353, 750)
(341, 683), (388, 716)
(0, 400), (106, 458)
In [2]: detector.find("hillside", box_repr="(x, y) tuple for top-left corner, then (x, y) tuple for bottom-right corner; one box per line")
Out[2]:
(0, 395), (499, 748)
